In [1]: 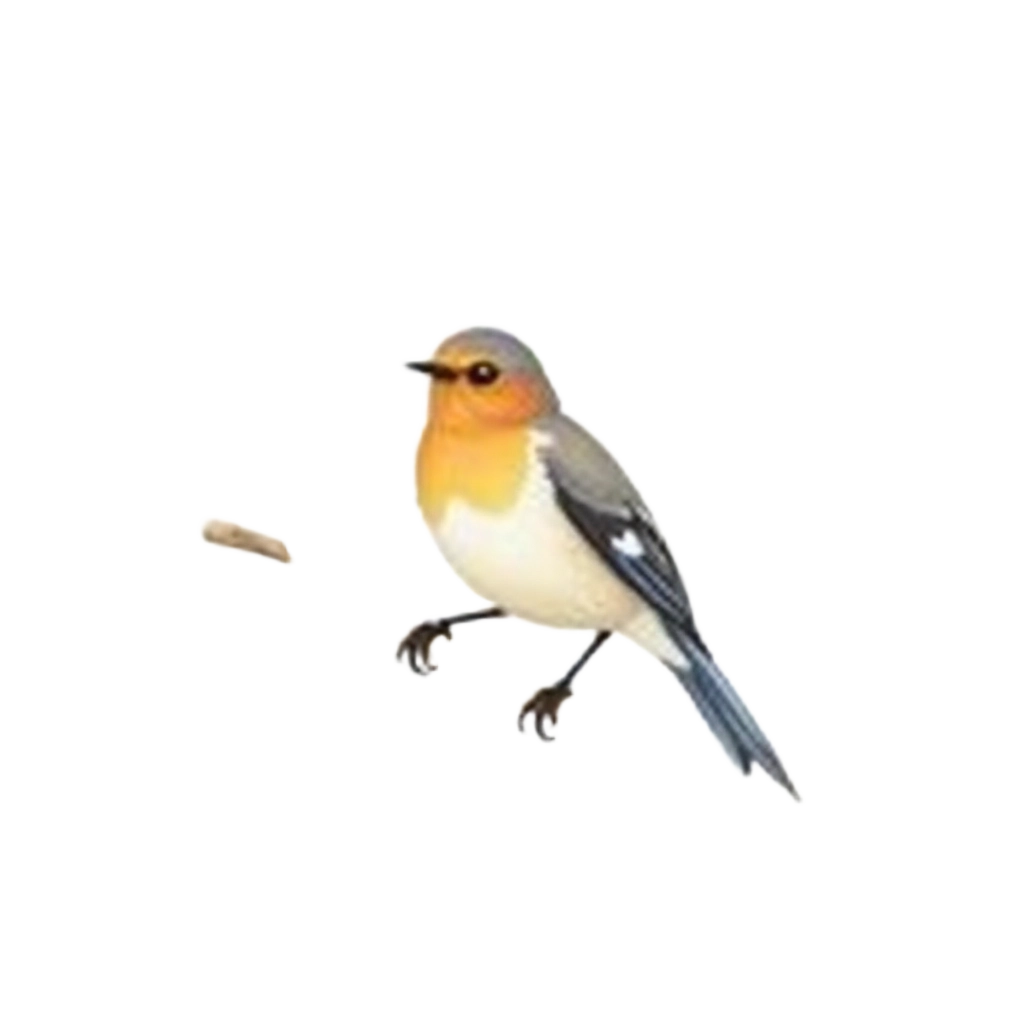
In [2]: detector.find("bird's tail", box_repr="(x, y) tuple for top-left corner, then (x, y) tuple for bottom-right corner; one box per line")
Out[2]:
(667, 629), (798, 799)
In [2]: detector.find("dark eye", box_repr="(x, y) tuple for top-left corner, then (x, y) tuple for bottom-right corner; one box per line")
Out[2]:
(466, 361), (501, 386)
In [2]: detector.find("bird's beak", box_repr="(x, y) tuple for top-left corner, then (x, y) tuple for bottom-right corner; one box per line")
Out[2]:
(406, 361), (459, 381)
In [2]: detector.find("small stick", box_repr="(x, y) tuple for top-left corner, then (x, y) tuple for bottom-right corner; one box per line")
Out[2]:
(196, 520), (440, 569)
(197, 520), (296, 569)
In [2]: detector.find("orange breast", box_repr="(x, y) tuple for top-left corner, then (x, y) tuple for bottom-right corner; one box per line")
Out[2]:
(416, 424), (530, 526)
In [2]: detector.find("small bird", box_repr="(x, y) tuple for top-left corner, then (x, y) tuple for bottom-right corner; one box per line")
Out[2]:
(399, 328), (797, 797)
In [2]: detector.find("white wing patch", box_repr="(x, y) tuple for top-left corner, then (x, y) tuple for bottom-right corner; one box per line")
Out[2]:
(611, 529), (645, 558)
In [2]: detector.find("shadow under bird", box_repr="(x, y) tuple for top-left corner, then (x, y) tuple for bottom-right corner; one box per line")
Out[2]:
(399, 328), (797, 798)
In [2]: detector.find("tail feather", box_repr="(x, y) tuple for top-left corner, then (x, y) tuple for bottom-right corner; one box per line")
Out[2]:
(669, 630), (798, 799)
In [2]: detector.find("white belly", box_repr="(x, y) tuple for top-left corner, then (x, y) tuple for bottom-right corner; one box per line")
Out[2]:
(431, 457), (643, 631)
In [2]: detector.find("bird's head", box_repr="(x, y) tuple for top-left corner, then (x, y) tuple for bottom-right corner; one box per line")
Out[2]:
(408, 328), (560, 430)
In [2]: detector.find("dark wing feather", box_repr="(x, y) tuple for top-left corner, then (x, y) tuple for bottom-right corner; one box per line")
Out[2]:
(550, 477), (710, 656)
(540, 413), (802, 798)
(538, 413), (708, 652)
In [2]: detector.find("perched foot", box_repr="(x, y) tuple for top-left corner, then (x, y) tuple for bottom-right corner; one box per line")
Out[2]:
(396, 621), (452, 674)
(518, 683), (572, 741)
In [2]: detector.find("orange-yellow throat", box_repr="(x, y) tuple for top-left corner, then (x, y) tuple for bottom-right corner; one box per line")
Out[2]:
(416, 424), (530, 526)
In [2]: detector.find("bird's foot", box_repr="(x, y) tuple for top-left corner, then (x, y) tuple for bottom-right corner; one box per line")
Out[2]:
(396, 620), (452, 674)
(518, 682), (572, 741)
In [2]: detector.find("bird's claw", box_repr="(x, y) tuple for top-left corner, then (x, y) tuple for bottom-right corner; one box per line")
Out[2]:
(396, 621), (452, 674)
(518, 684), (572, 741)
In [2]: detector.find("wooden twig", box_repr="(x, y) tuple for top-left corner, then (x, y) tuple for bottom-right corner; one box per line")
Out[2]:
(197, 520), (296, 569)
(197, 516), (438, 573)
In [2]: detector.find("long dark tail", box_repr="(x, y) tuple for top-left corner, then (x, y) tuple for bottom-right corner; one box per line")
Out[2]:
(668, 629), (798, 799)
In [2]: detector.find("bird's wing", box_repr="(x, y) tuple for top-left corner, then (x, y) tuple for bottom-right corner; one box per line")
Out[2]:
(536, 411), (806, 802)
(538, 414), (706, 651)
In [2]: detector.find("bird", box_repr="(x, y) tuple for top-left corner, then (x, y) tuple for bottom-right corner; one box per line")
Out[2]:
(398, 327), (798, 798)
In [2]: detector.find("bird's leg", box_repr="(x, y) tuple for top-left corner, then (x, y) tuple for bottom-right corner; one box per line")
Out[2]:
(518, 631), (611, 741)
(397, 607), (506, 674)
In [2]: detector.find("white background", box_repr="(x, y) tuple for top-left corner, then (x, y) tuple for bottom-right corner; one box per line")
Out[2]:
(1, 2), (1021, 1021)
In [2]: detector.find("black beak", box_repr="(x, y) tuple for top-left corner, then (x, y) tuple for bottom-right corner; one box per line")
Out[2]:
(406, 361), (459, 381)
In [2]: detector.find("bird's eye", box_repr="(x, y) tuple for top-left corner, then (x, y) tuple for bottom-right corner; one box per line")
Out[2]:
(466, 361), (501, 386)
